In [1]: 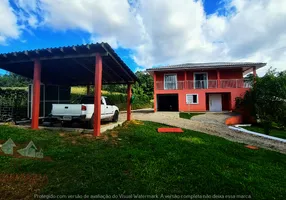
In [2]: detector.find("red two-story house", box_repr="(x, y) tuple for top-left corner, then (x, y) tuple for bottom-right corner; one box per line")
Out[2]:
(147, 62), (266, 112)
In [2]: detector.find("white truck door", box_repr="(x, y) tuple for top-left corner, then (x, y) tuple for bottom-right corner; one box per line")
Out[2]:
(104, 97), (114, 115)
(81, 96), (106, 119)
(86, 97), (106, 119)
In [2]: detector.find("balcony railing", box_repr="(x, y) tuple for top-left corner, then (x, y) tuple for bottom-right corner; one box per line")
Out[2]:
(220, 79), (251, 88)
(156, 79), (251, 90)
(186, 80), (217, 89)
(156, 81), (185, 90)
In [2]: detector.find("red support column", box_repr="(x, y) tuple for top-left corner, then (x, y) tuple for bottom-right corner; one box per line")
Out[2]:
(127, 84), (132, 121)
(86, 85), (90, 95)
(184, 70), (187, 89)
(93, 54), (103, 137)
(31, 59), (41, 130)
(253, 66), (257, 77)
(217, 69), (220, 88)
(253, 66), (257, 83)
(153, 72), (157, 112)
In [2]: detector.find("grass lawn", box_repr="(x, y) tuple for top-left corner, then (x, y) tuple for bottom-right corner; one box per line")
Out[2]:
(0, 86), (28, 90)
(0, 121), (286, 199)
(243, 125), (286, 140)
(179, 112), (205, 119)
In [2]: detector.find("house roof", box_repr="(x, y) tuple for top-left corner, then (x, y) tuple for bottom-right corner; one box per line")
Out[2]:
(146, 62), (266, 74)
(0, 43), (138, 85)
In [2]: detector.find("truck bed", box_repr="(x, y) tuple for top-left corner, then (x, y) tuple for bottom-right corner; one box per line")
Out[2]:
(51, 104), (83, 116)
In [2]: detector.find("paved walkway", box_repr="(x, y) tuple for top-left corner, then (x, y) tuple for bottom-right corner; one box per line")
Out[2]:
(130, 110), (286, 154)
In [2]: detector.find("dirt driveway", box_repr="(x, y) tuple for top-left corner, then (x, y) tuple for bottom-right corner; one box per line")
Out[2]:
(130, 110), (286, 154)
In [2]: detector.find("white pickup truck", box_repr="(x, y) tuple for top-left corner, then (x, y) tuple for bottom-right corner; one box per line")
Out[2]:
(50, 96), (119, 128)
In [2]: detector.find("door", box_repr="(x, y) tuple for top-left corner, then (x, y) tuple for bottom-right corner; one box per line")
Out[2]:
(157, 94), (179, 111)
(194, 73), (208, 89)
(209, 94), (222, 112)
(104, 97), (114, 115)
(164, 74), (177, 90)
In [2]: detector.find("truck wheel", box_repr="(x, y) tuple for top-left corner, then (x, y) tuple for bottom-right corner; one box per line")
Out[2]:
(112, 111), (119, 122)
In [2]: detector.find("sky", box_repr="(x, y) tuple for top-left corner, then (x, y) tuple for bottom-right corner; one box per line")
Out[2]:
(0, 0), (286, 76)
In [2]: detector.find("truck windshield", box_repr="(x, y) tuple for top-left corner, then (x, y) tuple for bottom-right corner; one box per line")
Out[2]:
(105, 98), (113, 105)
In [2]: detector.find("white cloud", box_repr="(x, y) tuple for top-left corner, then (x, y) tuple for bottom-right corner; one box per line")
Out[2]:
(90, 35), (119, 49)
(36, 0), (143, 48)
(221, 0), (286, 74)
(130, 0), (286, 75)
(132, 0), (214, 67)
(5, 0), (286, 75)
(15, 0), (38, 12)
(0, 0), (21, 44)
(14, 0), (42, 29)
(27, 14), (39, 28)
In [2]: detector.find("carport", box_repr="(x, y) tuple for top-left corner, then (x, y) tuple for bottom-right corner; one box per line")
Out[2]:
(0, 43), (137, 136)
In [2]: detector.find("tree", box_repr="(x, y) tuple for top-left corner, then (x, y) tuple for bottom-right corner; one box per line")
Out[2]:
(236, 69), (286, 134)
(0, 73), (31, 87)
(132, 71), (153, 98)
(102, 70), (154, 99)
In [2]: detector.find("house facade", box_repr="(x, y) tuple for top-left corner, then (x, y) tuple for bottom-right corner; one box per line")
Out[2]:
(147, 62), (266, 112)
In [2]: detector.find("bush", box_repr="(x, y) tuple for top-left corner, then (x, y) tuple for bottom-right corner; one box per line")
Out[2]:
(0, 88), (28, 121)
(0, 88), (27, 107)
(235, 69), (286, 134)
(71, 92), (152, 111)
(105, 93), (152, 111)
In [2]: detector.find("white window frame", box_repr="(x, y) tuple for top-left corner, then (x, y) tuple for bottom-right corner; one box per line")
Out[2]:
(193, 72), (208, 89)
(164, 73), (177, 90)
(186, 94), (199, 104)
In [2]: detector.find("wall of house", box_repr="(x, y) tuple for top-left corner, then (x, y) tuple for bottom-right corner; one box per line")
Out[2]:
(155, 88), (247, 111)
(165, 88), (247, 112)
(156, 68), (243, 82)
(207, 70), (217, 80)
(153, 68), (248, 112)
(156, 71), (185, 82)
(206, 93), (231, 111)
(220, 68), (243, 79)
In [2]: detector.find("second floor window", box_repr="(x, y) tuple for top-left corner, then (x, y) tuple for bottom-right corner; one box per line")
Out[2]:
(164, 74), (177, 90)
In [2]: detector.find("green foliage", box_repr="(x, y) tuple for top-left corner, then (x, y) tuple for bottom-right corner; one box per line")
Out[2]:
(0, 73), (31, 87)
(102, 71), (154, 99)
(102, 84), (127, 94)
(89, 71), (154, 110)
(70, 92), (152, 111)
(132, 71), (154, 97)
(103, 93), (152, 110)
(0, 88), (28, 121)
(236, 69), (286, 133)
(0, 88), (27, 107)
(0, 122), (286, 198)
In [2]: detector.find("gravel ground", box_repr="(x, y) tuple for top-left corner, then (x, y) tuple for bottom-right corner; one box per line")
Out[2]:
(130, 111), (286, 154)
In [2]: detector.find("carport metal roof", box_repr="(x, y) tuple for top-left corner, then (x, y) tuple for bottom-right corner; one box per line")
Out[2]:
(0, 43), (137, 85)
